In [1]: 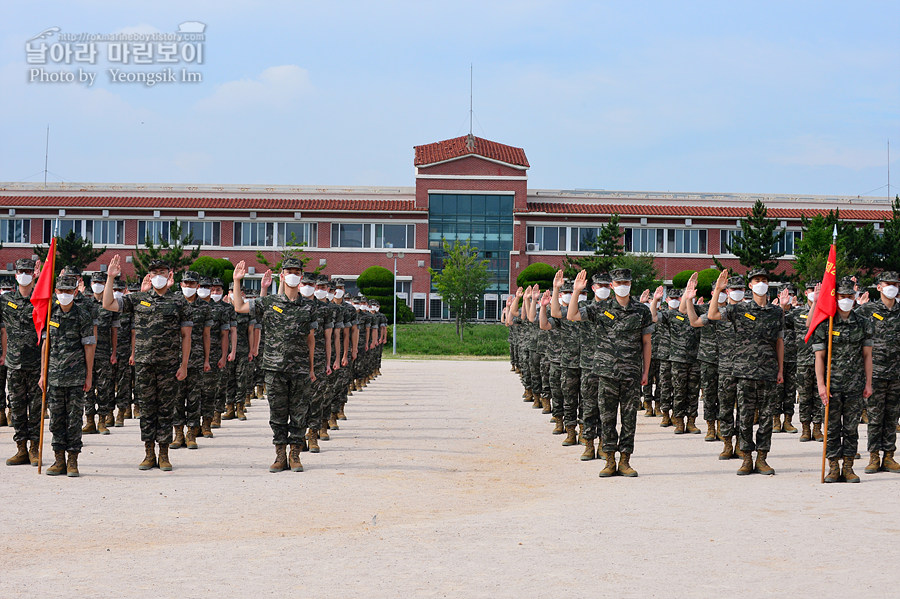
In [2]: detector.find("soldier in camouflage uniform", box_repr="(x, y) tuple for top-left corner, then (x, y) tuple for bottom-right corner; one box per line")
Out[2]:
(40, 275), (96, 477)
(3, 258), (42, 467)
(170, 271), (212, 450)
(331, 278), (356, 421)
(854, 270), (900, 474)
(352, 295), (374, 393)
(308, 274), (335, 449)
(655, 290), (674, 427)
(111, 277), (133, 427)
(815, 277), (874, 483)
(0, 277), (13, 427)
(707, 268), (784, 475)
(103, 256), (192, 472)
(773, 284), (799, 434)
(577, 273), (613, 461)
(83, 271), (116, 435)
(788, 280), (823, 442)
(569, 268), (653, 478)
(544, 273), (582, 446)
(686, 276), (725, 441)
(232, 259), (317, 473)
(223, 283), (254, 422)
(535, 285), (564, 435)
(199, 277), (230, 437)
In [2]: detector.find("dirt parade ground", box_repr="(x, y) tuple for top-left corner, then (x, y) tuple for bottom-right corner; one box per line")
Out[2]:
(2, 359), (899, 598)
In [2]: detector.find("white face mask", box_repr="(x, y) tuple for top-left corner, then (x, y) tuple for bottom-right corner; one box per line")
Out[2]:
(91, 283), (105, 294)
(883, 285), (899, 300)
(718, 292), (727, 303)
(335, 289), (345, 298)
(729, 290), (745, 302)
(56, 293), (74, 306)
(113, 291), (124, 300)
(613, 284), (631, 297)
(578, 294), (587, 303)
(561, 293), (572, 305)
(326, 292), (335, 301)
(314, 289), (328, 300)
(197, 288), (211, 299)
(838, 298), (855, 312)
(299, 285), (314, 297)
(283, 273), (301, 288)
(806, 291), (815, 302)
(210, 293), (223, 302)
(667, 299), (680, 309)
(595, 287), (610, 299)
(16, 273), (32, 286)
(751, 282), (768, 296)
(151, 274), (168, 289)
(181, 286), (197, 298)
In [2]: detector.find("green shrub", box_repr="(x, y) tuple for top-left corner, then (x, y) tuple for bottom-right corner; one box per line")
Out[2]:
(696, 268), (720, 299)
(516, 262), (556, 289)
(672, 269), (695, 289)
(190, 257), (234, 286)
(357, 265), (393, 289)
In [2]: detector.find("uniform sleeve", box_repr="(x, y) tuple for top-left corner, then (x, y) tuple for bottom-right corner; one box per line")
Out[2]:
(121, 294), (135, 315)
(308, 303), (319, 330)
(775, 311), (784, 339)
(812, 319), (829, 353)
(699, 314), (709, 326)
(863, 316), (875, 347)
(80, 309), (96, 345)
(178, 299), (193, 328)
(641, 307), (656, 335)
(579, 302), (598, 323)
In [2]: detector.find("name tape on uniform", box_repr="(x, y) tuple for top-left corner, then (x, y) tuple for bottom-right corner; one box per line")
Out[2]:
(140, 301), (152, 307)
(603, 311), (615, 320)
(49, 321), (59, 328)
(874, 313), (884, 321)
(6, 301), (17, 309)
(744, 312), (756, 321)
(272, 306), (283, 313)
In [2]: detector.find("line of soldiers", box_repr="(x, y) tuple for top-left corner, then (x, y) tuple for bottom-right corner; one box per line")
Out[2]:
(1, 255), (388, 476)
(505, 266), (900, 482)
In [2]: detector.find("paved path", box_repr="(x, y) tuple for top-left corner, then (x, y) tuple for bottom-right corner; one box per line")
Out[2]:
(2, 360), (898, 598)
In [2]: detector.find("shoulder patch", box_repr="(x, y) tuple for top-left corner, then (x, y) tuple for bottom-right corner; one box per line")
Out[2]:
(744, 312), (756, 321)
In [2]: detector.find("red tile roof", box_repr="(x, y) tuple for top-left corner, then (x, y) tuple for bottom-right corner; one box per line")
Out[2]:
(0, 196), (425, 212)
(414, 135), (530, 168)
(524, 202), (889, 221)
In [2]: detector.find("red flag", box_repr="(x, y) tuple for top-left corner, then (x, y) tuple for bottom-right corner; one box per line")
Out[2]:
(31, 237), (56, 344)
(804, 243), (837, 343)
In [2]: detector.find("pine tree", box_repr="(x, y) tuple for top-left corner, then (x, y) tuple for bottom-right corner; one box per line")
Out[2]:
(34, 229), (105, 272)
(724, 200), (784, 274)
(132, 219), (201, 282)
(563, 214), (624, 280)
(256, 232), (322, 274)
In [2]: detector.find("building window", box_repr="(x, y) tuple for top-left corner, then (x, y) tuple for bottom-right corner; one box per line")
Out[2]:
(624, 228), (707, 254)
(773, 230), (802, 256)
(137, 221), (171, 245)
(376, 224), (414, 249)
(666, 229), (707, 254)
(0, 219), (30, 244)
(572, 227), (601, 252)
(46, 219), (125, 245)
(279, 222), (317, 247)
(233, 222), (275, 247)
(183, 221), (221, 246)
(720, 230), (741, 254)
(526, 226), (566, 252)
(413, 297), (426, 319)
(624, 228), (665, 253)
(331, 223), (373, 248)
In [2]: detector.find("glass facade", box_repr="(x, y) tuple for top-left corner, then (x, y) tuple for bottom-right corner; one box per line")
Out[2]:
(428, 193), (514, 293)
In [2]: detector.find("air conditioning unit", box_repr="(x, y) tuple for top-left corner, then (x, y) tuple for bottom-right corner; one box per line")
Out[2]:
(526, 243), (540, 252)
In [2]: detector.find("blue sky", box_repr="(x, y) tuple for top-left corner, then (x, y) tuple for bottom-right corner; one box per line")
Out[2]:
(1, 1), (898, 197)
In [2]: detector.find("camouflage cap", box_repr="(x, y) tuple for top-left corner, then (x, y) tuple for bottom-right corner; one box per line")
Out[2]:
(227, 282), (235, 291)
(315, 274), (329, 286)
(127, 282), (141, 292)
(331, 277), (345, 288)
(877, 271), (900, 284)
(61, 265), (81, 276)
(784, 283), (797, 295)
(746, 267), (769, 280)
(0, 277), (14, 289)
(282, 257), (303, 270)
(609, 268), (632, 282)
(210, 277), (224, 288)
(356, 294), (368, 302)
(592, 272), (612, 285)
(804, 279), (820, 289)
(667, 287), (683, 298)
(14, 258), (35, 271)
(370, 300), (380, 307)
(90, 271), (107, 283)
(327, 280), (336, 291)
(560, 279), (574, 294)
(726, 276), (745, 289)
(55, 275), (77, 290)
(836, 276), (856, 296)
(112, 277), (126, 289)
(181, 270), (200, 283)
(301, 271), (317, 284)
(147, 259), (170, 271)
(198, 276), (212, 287)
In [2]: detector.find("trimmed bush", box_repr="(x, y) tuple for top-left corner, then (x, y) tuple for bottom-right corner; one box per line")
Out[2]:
(191, 257), (234, 286)
(357, 265), (393, 288)
(516, 262), (556, 289)
(696, 268), (720, 299)
(672, 269), (695, 289)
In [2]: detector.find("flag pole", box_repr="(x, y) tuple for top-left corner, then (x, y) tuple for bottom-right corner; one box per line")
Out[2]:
(819, 224), (838, 484)
(36, 233), (57, 474)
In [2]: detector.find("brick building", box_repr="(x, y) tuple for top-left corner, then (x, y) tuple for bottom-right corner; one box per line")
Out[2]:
(0, 133), (893, 320)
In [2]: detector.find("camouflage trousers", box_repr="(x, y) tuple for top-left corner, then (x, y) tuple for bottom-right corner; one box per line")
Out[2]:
(717, 374), (739, 439)
(509, 342), (516, 369)
(174, 366), (202, 428)
(866, 377), (900, 453)
(826, 387), (864, 459)
(796, 363), (823, 424)
(580, 369), (601, 440)
(308, 367), (329, 431)
(561, 366), (581, 428)
(48, 385), (84, 453)
(0, 364), (7, 410)
(642, 358), (659, 402)
(599, 374), (640, 455)
(774, 361), (797, 416)
(658, 360), (673, 411)
(85, 357), (115, 418)
(226, 357), (252, 406)
(265, 370), (312, 446)
(549, 362), (563, 420)
(528, 350), (541, 394)
(134, 362), (178, 445)
(8, 368), (41, 443)
(114, 356), (134, 410)
(215, 366), (229, 413)
(699, 361), (718, 423)
(671, 361), (700, 419)
(332, 364), (352, 413)
(736, 378), (775, 453)
(540, 357), (551, 400)
(200, 368), (219, 419)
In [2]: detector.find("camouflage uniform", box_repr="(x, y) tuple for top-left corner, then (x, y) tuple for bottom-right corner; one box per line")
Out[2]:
(545, 304), (564, 424)
(655, 306), (673, 416)
(332, 281), (357, 416)
(200, 278), (230, 425)
(113, 280), (134, 416)
(309, 276), (336, 432)
(175, 272), (212, 430)
(787, 298), (822, 428)
(46, 291), (95, 454)
(580, 284), (615, 441)
(215, 296), (236, 417)
(697, 308), (720, 426)
(85, 273), (116, 423)
(658, 295), (701, 422)
(225, 284), (255, 415)
(714, 278), (744, 441)
(549, 284), (581, 428)
(775, 289), (798, 420)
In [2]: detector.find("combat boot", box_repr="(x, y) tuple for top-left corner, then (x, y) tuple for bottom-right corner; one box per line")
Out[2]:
(755, 451), (774, 475)
(66, 452), (79, 477)
(718, 437), (734, 460)
(28, 441), (39, 466)
(617, 453), (638, 477)
(46, 450), (66, 476)
(865, 452), (881, 474)
(772, 414), (782, 433)
(686, 417), (701, 434)
(97, 415), (110, 435)
(115, 409), (125, 427)
(132, 404), (141, 419)
(596, 437), (607, 460)
(841, 456), (859, 483)
(169, 426), (185, 449)
(882, 450), (900, 473)
(319, 423), (330, 441)
(523, 389), (533, 403)
(654, 403), (662, 417)
(580, 438), (596, 461)
(289, 445), (304, 472)
(337, 407), (347, 420)
(269, 444), (288, 472)
(541, 396), (551, 414)
(705, 420), (717, 442)
(82, 415), (97, 434)
(245, 396), (252, 408)
(532, 394), (542, 409)
(562, 425), (578, 446)
(660, 410), (672, 427)
(138, 441), (157, 470)
(552, 420), (565, 435)
(201, 417), (214, 438)
(598, 452), (617, 478)
(185, 427), (198, 450)
(6, 440), (29, 465)
(812, 422), (824, 442)
(800, 421), (812, 442)
(123, 405), (132, 419)
(329, 415), (339, 430)
(782, 416), (797, 433)
(211, 412), (221, 428)
(644, 401), (654, 418)
(824, 459), (841, 483)
(236, 402), (247, 421)
(673, 416), (686, 434)
(157, 444), (172, 471)
(106, 413), (115, 427)
(736, 452), (754, 475)
(307, 429), (320, 454)
(222, 404), (236, 420)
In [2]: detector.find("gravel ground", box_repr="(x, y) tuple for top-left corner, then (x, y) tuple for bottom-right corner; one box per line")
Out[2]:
(2, 360), (898, 598)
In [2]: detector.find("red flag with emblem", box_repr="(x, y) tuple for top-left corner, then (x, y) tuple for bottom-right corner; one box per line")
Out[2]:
(804, 243), (837, 343)
(30, 236), (56, 344)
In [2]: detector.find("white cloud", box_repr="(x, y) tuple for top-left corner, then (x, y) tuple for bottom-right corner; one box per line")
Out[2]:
(195, 65), (313, 113)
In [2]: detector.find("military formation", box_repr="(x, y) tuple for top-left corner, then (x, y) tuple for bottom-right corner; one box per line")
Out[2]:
(1, 255), (388, 476)
(505, 266), (900, 482)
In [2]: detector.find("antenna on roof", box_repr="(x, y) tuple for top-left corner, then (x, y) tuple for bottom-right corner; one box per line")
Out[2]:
(43, 124), (50, 187)
(467, 64), (475, 151)
(889, 139), (892, 200)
